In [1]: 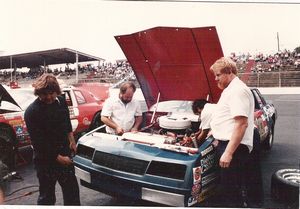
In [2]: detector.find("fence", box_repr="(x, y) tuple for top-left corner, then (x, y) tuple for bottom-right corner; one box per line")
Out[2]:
(14, 70), (300, 88)
(238, 70), (300, 87)
(77, 71), (300, 88)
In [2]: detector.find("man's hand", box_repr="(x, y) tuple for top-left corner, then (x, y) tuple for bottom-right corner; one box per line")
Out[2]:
(56, 154), (73, 166)
(180, 136), (194, 147)
(116, 126), (124, 135)
(68, 132), (77, 154)
(219, 151), (233, 168)
(69, 141), (77, 154)
(130, 127), (139, 132)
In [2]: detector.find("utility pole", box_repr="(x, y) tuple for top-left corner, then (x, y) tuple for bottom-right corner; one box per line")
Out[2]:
(277, 32), (281, 87)
(277, 32), (280, 52)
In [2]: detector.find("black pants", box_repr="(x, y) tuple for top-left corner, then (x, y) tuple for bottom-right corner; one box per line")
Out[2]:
(215, 141), (250, 207)
(36, 165), (80, 205)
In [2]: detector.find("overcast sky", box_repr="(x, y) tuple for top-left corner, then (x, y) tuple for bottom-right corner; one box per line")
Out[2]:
(1, 0), (300, 61)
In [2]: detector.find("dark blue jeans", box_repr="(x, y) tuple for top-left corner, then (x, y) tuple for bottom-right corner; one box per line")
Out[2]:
(36, 165), (80, 205)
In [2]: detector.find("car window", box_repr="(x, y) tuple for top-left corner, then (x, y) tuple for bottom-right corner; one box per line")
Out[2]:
(63, 92), (73, 106)
(252, 89), (263, 109)
(74, 90), (86, 104)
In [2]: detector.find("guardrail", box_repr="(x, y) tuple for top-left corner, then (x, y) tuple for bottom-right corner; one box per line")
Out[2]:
(10, 70), (300, 88)
(238, 71), (300, 87)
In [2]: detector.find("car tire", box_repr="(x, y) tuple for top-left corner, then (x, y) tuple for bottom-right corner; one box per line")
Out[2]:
(0, 161), (9, 192)
(263, 126), (274, 150)
(89, 111), (104, 131)
(0, 131), (15, 170)
(271, 168), (300, 202)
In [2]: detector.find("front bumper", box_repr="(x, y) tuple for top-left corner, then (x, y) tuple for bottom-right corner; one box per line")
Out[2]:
(75, 165), (188, 206)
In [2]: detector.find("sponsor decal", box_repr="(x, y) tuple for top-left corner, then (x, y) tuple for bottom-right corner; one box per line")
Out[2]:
(200, 152), (216, 173)
(8, 119), (23, 126)
(212, 139), (218, 147)
(82, 117), (91, 125)
(191, 183), (201, 197)
(200, 145), (213, 156)
(202, 172), (218, 187)
(15, 126), (23, 135)
(188, 196), (197, 207)
(198, 184), (217, 202)
(193, 166), (202, 184)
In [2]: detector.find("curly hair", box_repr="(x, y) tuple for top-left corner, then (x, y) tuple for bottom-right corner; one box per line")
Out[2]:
(32, 74), (62, 96)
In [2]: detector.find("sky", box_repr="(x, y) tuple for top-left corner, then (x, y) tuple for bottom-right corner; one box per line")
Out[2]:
(1, 0), (300, 61)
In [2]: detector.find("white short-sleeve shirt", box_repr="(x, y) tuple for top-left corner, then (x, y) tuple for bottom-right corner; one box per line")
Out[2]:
(199, 103), (216, 130)
(210, 77), (254, 151)
(101, 97), (142, 134)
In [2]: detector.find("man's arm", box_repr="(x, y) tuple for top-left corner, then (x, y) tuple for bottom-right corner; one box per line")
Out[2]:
(68, 132), (76, 154)
(219, 116), (248, 168)
(101, 116), (124, 135)
(131, 115), (143, 132)
(196, 129), (210, 145)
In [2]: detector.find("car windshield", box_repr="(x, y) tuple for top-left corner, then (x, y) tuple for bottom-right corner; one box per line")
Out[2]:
(149, 100), (194, 113)
(0, 88), (36, 111)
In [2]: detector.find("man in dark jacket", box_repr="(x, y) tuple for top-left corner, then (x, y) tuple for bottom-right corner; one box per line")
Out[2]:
(24, 74), (80, 205)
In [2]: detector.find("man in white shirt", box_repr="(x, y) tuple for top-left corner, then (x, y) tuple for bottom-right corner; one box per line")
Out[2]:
(101, 81), (143, 135)
(210, 57), (255, 207)
(191, 99), (216, 145)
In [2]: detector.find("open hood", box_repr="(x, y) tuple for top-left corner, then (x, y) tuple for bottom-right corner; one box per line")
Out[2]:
(115, 26), (223, 108)
(0, 84), (21, 109)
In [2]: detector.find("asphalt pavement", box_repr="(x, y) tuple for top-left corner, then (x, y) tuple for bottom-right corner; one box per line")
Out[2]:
(2, 93), (300, 208)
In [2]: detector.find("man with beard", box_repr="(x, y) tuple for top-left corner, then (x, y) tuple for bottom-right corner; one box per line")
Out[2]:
(101, 81), (143, 135)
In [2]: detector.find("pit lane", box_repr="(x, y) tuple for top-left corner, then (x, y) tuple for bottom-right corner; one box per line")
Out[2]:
(3, 93), (300, 208)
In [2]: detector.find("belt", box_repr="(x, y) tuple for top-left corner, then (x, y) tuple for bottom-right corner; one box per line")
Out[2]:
(215, 139), (229, 143)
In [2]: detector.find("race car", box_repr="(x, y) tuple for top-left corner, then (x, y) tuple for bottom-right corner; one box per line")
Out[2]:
(0, 82), (110, 169)
(73, 26), (276, 206)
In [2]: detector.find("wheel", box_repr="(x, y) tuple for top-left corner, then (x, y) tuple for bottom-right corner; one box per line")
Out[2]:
(0, 161), (9, 192)
(89, 112), (104, 131)
(263, 126), (274, 150)
(271, 168), (300, 202)
(0, 132), (15, 170)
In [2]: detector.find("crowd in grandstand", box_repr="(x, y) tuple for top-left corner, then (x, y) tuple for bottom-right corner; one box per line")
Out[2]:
(1, 49), (300, 84)
(232, 49), (300, 73)
(0, 60), (134, 83)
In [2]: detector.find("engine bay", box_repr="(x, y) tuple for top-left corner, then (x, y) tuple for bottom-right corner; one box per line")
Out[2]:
(120, 113), (201, 154)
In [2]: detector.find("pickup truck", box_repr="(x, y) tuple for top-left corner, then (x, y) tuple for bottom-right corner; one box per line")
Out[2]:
(0, 82), (110, 169)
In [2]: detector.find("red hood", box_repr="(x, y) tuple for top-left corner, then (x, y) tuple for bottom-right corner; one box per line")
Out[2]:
(115, 26), (223, 108)
(0, 84), (21, 109)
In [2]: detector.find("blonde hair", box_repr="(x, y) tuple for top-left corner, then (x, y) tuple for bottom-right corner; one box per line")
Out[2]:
(33, 74), (61, 96)
(210, 57), (237, 75)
